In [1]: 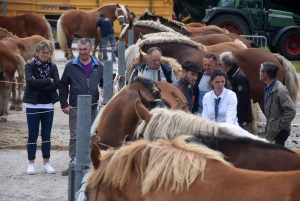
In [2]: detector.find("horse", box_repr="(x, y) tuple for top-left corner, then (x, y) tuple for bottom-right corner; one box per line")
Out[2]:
(0, 14), (53, 44)
(125, 45), (182, 82)
(86, 136), (300, 201)
(0, 28), (55, 61)
(0, 43), (25, 121)
(134, 101), (267, 142)
(96, 77), (188, 149)
(188, 134), (300, 171)
(138, 37), (299, 112)
(57, 3), (128, 60)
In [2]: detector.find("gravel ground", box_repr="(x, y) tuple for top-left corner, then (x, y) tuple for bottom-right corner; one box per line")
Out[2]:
(0, 49), (299, 201)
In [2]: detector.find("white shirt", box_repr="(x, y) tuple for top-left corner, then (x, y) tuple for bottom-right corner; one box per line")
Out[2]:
(202, 88), (239, 125)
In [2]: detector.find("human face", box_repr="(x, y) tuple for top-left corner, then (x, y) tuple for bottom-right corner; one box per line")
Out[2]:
(36, 48), (50, 63)
(77, 43), (92, 62)
(259, 66), (267, 82)
(128, 13), (133, 20)
(203, 57), (217, 74)
(183, 70), (199, 85)
(146, 50), (161, 69)
(211, 75), (226, 95)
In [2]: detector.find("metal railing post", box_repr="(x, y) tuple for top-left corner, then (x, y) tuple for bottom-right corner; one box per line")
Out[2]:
(128, 29), (134, 46)
(103, 60), (113, 104)
(118, 41), (126, 88)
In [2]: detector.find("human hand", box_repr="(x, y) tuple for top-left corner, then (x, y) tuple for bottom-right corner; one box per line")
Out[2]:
(62, 105), (71, 114)
(50, 78), (54, 83)
(99, 88), (104, 96)
(32, 76), (35, 79)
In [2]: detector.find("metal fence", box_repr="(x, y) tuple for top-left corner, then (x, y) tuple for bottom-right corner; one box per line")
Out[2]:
(241, 35), (267, 50)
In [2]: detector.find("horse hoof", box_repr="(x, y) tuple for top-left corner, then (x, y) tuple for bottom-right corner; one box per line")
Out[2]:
(9, 106), (15, 110)
(15, 107), (22, 111)
(0, 118), (7, 122)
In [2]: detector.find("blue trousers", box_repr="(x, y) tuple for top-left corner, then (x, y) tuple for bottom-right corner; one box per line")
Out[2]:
(26, 108), (54, 160)
(101, 34), (116, 60)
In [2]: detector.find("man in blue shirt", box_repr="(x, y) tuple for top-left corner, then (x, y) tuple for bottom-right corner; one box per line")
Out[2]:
(96, 13), (116, 62)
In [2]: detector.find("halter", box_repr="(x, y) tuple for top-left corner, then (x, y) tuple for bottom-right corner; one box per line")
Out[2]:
(115, 7), (126, 21)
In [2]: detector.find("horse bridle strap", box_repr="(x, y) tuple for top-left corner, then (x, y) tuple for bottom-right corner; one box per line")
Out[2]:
(115, 8), (125, 20)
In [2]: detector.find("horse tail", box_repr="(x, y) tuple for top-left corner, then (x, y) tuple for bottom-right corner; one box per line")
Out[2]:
(43, 18), (54, 44)
(274, 54), (300, 103)
(48, 40), (55, 62)
(57, 14), (67, 52)
(15, 53), (25, 89)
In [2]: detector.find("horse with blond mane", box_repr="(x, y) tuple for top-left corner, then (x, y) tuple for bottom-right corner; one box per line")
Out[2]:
(86, 135), (300, 201)
(57, 3), (128, 60)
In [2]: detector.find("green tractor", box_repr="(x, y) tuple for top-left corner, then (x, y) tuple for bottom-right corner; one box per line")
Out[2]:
(203, 0), (300, 60)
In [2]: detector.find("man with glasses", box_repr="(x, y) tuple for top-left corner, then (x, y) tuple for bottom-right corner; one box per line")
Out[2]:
(59, 38), (103, 176)
(259, 62), (296, 146)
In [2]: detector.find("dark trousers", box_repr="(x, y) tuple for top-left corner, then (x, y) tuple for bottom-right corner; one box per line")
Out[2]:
(26, 108), (54, 160)
(274, 128), (290, 146)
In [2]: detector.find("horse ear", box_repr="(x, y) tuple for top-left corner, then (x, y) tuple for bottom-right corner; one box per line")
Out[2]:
(116, 3), (120, 8)
(181, 103), (189, 110)
(171, 98), (181, 110)
(135, 99), (152, 122)
(138, 90), (151, 108)
(90, 142), (101, 169)
(152, 11), (155, 15)
(139, 32), (144, 40)
(139, 52), (144, 62)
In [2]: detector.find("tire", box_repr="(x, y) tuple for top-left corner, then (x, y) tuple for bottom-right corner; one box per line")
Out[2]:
(51, 26), (60, 49)
(269, 45), (278, 53)
(208, 14), (251, 35)
(277, 30), (300, 60)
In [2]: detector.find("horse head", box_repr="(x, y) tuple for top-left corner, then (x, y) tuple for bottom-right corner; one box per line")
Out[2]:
(115, 4), (129, 25)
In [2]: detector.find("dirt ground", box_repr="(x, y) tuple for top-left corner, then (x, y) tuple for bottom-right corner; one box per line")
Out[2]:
(0, 49), (299, 200)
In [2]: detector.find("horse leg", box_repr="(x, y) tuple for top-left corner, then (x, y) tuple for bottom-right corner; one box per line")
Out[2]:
(98, 39), (103, 61)
(66, 35), (75, 60)
(92, 38), (98, 58)
(0, 75), (10, 122)
(15, 75), (24, 111)
(9, 76), (16, 110)
(244, 99), (259, 134)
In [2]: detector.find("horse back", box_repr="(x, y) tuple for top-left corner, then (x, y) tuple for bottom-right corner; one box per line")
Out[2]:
(0, 47), (18, 79)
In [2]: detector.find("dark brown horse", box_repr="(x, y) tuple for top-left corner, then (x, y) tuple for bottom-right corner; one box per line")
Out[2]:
(138, 37), (299, 112)
(189, 134), (300, 171)
(96, 77), (188, 150)
(0, 14), (53, 45)
(57, 3), (128, 60)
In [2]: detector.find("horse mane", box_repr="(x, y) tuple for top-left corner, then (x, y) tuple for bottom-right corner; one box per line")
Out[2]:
(142, 135), (232, 195)
(142, 32), (185, 39)
(133, 21), (177, 33)
(189, 133), (295, 154)
(87, 140), (151, 189)
(131, 77), (162, 99)
(0, 27), (14, 36)
(273, 53), (299, 103)
(138, 37), (206, 50)
(125, 44), (141, 72)
(135, 108), (241, 141)
(119, 24), (129, 39)
(94, 3), (128, 16)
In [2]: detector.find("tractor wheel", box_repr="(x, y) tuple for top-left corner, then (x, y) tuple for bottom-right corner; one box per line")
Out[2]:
(278, 30), (300, 60)
(269, 45), (278, 53)
(209, 14), (251, 35)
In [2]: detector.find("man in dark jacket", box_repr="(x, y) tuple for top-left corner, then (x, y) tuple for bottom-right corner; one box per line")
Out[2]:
(219, 51), (252, 127)
(96, 13), (116, 61)
(173, 61), (201, 113)
(127, 47), (176, 84)
(59, 38), (103, 176)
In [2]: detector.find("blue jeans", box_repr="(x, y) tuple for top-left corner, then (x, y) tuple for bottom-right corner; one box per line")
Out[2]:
(101, 34), (116, 60)
(26, 108), (54, 160)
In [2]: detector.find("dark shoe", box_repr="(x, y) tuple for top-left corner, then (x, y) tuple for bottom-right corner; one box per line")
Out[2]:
(112, 59), (117, 62)
(61, 168), (69, 176)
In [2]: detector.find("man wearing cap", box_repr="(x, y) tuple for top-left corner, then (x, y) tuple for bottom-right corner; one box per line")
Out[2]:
(173, 61), (201, 113)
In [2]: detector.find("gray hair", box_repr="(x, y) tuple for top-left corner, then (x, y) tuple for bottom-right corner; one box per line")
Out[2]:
(36, 40), (53, 52)
(261, 62), (279, 79)
(219, 51), (236, 66)
(146, 47), (162, 59)
(78, 38), (92, 48)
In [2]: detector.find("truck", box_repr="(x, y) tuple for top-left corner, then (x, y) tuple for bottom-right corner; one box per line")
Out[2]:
(202, 0), (300, 60)
(0, 0), (174, 47)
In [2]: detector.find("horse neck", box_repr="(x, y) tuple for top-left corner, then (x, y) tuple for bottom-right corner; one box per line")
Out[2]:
(97, 5), (117, 21)
(0, 30), (15, 39)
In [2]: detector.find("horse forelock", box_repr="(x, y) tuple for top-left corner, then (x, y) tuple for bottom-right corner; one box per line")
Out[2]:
(133, 21), (177, 33)
(142, 135), (230, 196)
(131, 77), (161, 99)
(138, 37), (201, 49)
(118, 4), (128, 16)
(135, 108), (221, 141)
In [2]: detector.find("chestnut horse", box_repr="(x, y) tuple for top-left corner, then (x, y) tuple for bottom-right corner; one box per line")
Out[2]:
(0, 43), (25, 121)
(0, 14), (53, 44)
(57, 3), (128, 60)
(86, 136), (300, 201)
(96, 77), (188, 150)
(138, 38), (299, 112)
(0, 28), (55, 61)
(189, 134), (300, 171)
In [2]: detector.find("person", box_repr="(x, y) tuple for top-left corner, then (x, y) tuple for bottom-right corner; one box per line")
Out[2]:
(195, 53), (219, 115)
(173, 61), (201, 113)
(59, 38), (103, 176)
(259, 62), (296, 146)
(172, 11), (177, 21)
(96, 13), (116, 62)
(128, 47), (176, 84)
(23, 41), (59, 175)
(128, 11), (138, 23)
(202, 67), (239, 125)
(219, 51), (252, 127)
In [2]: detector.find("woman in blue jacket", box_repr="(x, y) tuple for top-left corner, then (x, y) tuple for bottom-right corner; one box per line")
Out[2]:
(23, 41), (60, 175)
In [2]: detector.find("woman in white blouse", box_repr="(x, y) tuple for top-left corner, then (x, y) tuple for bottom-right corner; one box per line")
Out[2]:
(202, 67), (239, 125)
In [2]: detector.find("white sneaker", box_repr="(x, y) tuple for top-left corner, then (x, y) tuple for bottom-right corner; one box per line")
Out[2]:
(43, 162), (56, 174)
(27, 163), (36, 175)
